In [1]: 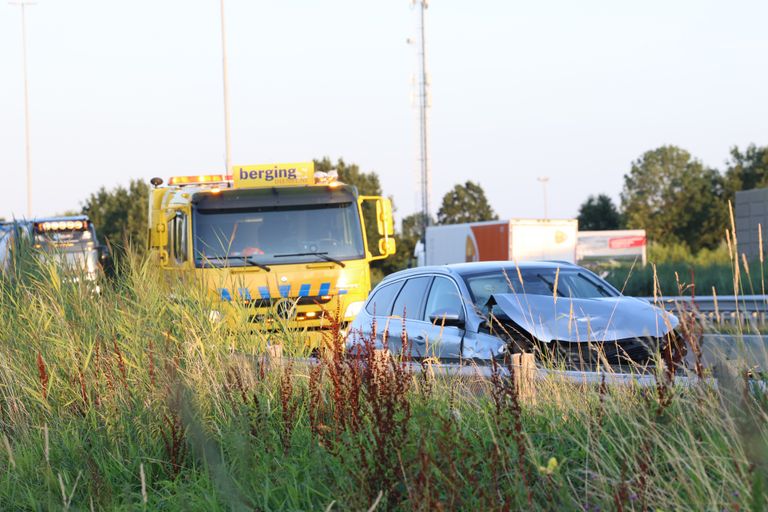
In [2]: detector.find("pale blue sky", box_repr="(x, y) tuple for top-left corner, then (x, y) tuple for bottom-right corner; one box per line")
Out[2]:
(1, 0), (767, 223)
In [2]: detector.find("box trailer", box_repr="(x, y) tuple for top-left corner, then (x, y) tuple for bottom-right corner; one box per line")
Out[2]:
(576, 230), (647, 265)
(424, 219), (578, 266)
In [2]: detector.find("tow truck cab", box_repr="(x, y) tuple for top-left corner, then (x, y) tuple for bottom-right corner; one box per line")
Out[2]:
(147, 162), (396, 348)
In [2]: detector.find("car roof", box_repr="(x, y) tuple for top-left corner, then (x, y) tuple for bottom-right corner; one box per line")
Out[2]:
(380, 260), (581, 284)
(32, 215), (90, 223)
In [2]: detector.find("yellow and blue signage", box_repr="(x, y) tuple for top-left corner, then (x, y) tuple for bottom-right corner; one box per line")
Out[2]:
(233, 162), (315, 189)
(217, 281), (344, 301)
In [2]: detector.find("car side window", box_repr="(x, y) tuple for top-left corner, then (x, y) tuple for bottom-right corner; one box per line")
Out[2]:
(365, 281), (403, 316)
(423, 277), (465, 322)
(391, 276), (432, 320)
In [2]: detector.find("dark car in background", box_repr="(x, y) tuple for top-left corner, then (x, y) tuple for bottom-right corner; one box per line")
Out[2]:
(1, 216), (112, 283)
(347, 261), (681, 369)
(1, 220), (31, 274)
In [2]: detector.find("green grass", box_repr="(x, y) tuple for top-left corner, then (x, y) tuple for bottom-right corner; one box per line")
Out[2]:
(0, 251), (766, 510)
(603, 261), (739, 297)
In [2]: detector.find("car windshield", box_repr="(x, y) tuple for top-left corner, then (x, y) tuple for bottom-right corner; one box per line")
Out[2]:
(192, 202), (365, 267)
(463, 268), (615, 309)
(34, 229), (93, 246)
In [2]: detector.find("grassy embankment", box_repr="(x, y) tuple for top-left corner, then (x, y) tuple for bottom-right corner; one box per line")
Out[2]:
(602, 241), (767, 298)
(0, 250), (766, 510)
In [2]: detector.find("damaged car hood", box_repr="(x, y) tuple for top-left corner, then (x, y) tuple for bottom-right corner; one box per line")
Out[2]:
(488, 294), (679, 343)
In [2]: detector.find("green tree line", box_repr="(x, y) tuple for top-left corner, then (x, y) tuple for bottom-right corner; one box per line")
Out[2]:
(579, 144), (768, 254)
(75, 144), (768, 276)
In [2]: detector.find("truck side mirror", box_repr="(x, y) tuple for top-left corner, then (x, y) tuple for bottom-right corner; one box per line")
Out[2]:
(376, 199), (394, 237)
(378, 237), (396, 256)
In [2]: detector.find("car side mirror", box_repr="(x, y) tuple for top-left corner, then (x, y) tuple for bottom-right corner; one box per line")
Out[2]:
(429, 308), (465, 328)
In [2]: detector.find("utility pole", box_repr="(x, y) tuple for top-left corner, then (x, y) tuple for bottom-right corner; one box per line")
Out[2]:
(219, 0), (232, 175)
(537, 176), (550, 219)
(10, 0), (36, 218)
(413, 0), (431, 240)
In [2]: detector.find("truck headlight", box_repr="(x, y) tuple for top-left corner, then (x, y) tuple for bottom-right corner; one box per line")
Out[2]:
(343, 301), (365, 320)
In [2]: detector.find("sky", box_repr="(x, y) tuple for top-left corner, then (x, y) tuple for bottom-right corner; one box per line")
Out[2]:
(1, 0), (768, 224)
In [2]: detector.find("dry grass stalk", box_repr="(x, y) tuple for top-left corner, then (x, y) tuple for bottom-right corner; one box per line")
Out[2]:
(43, 424), (49, 465)
(712, 286), (721, 324)
(140, 462), (147, 504)
(2, 435), (15, 470)
(58, 470), (81, 511)
(760, 223), (767, 306)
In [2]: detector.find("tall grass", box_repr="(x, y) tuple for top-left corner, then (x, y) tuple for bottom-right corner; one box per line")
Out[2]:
(0, 250), (766, 510)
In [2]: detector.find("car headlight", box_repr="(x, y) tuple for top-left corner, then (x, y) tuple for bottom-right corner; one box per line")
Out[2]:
(343, 301), (365, 320)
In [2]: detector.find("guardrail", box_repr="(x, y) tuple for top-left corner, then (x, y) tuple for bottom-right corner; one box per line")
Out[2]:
(642, 295), (768, 326)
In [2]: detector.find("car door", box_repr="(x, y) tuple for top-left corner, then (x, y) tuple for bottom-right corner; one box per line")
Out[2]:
(388, 276), (433, 356)
(419, 276), (465, 360)
(358, 279), (404, 348)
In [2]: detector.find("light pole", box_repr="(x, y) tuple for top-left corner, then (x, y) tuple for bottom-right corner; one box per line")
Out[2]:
(219, 0), (232, 175)
(9, 0), (36, 218)
(537, 176), (550, 219)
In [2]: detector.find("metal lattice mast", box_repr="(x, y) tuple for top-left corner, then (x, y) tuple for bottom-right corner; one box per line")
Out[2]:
(416, 0), (431, 239)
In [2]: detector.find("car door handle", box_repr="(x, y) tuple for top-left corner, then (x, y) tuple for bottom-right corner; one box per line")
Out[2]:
(413, 335), (426, 343)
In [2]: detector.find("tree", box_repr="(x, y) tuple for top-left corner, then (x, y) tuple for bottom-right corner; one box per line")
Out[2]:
(314, 156), (383, 197)
(81, 179), (149, 254)
(314, 157), (384, 255)
(577, 194), (623, 230)
(380, 212), (432, 273)
(724, 144), (768, 199)
(437, 181), (498, 225)
(620, 146), (726, 252)
(315, 157), (404, 281)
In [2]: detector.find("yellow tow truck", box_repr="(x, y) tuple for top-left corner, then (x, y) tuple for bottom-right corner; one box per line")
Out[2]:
(147, 162), (395, 348)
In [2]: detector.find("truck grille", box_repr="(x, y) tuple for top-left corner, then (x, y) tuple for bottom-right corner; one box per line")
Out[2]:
(246, 295), (333, 308)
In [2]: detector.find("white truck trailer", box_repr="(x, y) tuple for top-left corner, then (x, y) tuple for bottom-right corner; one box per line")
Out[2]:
(423, 219), (578, 266)
(576, 229), (647, 265)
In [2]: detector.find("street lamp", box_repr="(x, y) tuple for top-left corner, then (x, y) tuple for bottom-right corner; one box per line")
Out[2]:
(9, 0), (36, 218)
(219, 0), (232, 175)
(537, 176), (550, 219)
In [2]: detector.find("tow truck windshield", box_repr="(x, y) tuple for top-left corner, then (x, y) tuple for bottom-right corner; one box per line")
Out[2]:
(193, 202), (366, 268)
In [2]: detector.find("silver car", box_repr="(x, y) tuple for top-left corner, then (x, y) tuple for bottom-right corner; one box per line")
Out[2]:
(347, 261), (681, 369)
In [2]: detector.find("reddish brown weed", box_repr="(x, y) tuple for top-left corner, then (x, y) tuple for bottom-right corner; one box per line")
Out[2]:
(279, 362), (298, 454)
(36, 353), (48, 401)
